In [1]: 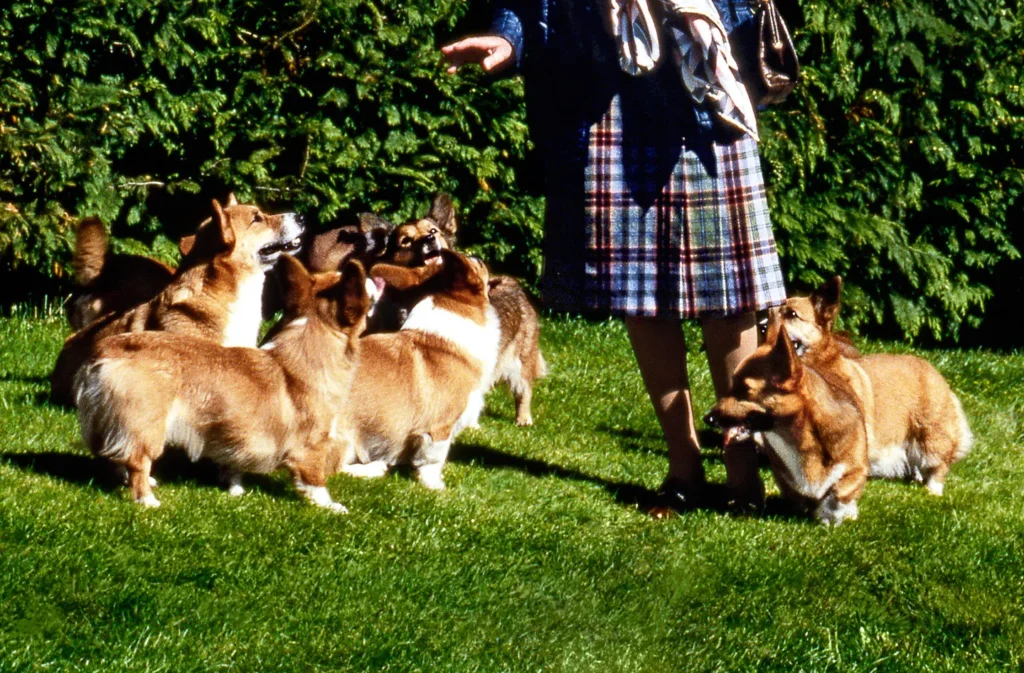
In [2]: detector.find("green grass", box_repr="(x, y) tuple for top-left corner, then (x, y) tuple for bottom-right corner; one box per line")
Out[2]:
(1, 309), (1022, 672)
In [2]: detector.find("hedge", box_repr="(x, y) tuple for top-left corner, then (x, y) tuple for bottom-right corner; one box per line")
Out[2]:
(1, 0), (1022, 341)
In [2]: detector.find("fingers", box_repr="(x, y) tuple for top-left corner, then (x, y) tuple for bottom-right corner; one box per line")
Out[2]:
(441, 36), (514, 74)
(481, 42), (513, 73)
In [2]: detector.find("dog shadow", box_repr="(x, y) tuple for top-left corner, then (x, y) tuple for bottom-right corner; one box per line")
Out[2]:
(1, 450), (291, 499)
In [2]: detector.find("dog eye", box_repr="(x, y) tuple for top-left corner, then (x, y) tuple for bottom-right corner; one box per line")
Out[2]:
(429, 228), (438, 235)
(783, 308), (798, 319)
(400, 237), (412, 247)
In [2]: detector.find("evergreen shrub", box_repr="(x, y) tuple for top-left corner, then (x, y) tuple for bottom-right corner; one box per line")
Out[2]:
(1, 0), (1022, 340)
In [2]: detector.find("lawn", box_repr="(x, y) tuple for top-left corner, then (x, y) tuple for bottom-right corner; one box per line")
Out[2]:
(0, 307), (1022, 672)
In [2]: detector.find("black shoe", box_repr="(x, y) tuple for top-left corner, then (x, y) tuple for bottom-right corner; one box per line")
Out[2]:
(655, 475), (708, 513)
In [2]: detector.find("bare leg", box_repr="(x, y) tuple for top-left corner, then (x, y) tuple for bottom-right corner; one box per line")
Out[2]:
(701, 312), (764, 509)
(624, 317), (706, 495)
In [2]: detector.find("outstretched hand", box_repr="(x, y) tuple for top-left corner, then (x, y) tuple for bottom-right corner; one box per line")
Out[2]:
(441, 36), (515, 74)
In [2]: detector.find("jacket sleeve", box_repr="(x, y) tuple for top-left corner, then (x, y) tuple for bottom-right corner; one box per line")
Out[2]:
(489, 2), (527, 72)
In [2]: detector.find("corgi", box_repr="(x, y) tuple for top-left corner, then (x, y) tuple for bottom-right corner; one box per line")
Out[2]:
(73, 255), (370, 510)
(340, 249), (500, 490)
(706, 319), (870, 525)
(66, 217), (176, 331)
(781, 277), (973, 495)
(373, 193), (547, 425)
(306, 212), (395, 274)
(50, 196), (303, 405)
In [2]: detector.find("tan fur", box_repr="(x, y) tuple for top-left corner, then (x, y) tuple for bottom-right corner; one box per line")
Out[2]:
(487, 275), (547, 426)
(67, 217), (176, 330)
(782, 277), (973, 495)
(51, 196), (303, 406)
(707, 320), (870, 525)
(73, 256), (370, 510)
(343, 250), (499, 490)
(374, 193), (547, 425)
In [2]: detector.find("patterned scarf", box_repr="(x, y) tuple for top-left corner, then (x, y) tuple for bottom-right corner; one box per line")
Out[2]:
(609, 0), (759, 141)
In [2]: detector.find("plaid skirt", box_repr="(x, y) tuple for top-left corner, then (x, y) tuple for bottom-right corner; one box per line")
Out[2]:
(541, 90), (787, 319)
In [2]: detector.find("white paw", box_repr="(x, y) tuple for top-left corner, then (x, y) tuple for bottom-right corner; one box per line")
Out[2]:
(135, 494), (161, 508)
(341, 461), (389, 479)
(416, 465), (447, 491)
(326, 501), (349, 514)
(926, 479), (945, 496)
(227, 483), (246, 497)
(149, 476), (158, 487)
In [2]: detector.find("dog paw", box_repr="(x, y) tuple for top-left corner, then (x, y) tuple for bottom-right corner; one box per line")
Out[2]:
(416, 465), (447, 491)
(326, 501), (349, 514)
(926, 480), (945, 496)
(515, 414), (534, 427)
(227, 483), (246, 497)
(135, 494), (161, 508)
(341, 461), (389, 479)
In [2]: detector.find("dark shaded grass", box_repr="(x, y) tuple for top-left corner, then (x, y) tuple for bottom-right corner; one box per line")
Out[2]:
(1, 311), (1022, 672)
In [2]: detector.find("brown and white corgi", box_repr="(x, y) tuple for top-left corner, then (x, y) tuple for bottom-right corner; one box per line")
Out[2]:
(340, 249), (500, 490)
(50, 196), (303, 405)
(66, 217), (176, 331)
(373, 193), (547, 425)
(73, 255), (370, 510)
(706, 319), (870, 525)
(781, 277), (973, 495)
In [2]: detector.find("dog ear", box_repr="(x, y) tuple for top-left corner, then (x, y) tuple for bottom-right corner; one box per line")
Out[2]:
(768, 327), (800, 383)
(211, 199), (237, 250)
(439, 249), (486, 293)
(224, 193), (239, 207)
(334, 260), (370, 327)
(429, 193), (457, 240)
(178, 234), (196, 257)
(357, 213), (395, 258)
(812, 276), (843, 329)
(277, 254), (314, 314)
(370, 262), (439, 291)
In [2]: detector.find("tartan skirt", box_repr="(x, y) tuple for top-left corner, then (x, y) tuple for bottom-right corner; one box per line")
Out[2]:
(541, 90), (787, 319)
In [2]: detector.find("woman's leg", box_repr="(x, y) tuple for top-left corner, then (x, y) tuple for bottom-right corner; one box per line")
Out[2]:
(624, 317), (706, 497)
(701, 312), (764, 509)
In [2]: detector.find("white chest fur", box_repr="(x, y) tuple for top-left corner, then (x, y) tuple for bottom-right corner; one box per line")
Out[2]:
(222, 271), (266, 348)
(762, 430), (846, 501)
(401, 297), (501, 375)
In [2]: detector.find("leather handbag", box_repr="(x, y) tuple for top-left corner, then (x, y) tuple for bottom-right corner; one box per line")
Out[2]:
(755, 0), (799, 104)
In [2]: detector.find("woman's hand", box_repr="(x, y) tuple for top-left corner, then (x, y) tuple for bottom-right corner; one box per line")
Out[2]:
(441, 36), (515, 74)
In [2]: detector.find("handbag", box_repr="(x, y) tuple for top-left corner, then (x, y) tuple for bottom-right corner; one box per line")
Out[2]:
(755, 0), (799, 105)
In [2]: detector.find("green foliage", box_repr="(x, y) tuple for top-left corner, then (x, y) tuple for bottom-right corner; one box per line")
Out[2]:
(1, 0), (1022, 339)
(760, 0), (1024, 339)
(0, 0), (542, 285)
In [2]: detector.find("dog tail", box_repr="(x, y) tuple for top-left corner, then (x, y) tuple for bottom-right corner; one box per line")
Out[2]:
(951, 394), (974, 463)
(72, 217), (108, 287)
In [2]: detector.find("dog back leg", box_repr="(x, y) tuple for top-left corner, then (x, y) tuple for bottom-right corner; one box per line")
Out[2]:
(126, 448), (160, 507)
(408, 432), (452, 491)
(289, 450), (347, 513)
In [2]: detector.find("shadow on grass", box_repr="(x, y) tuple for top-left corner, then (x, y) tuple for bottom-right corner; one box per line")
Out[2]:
(1, 450), (291, 499)
(0, 373), (50, 386)
(595, 424), (727, 460)
(450, 442), (808, 522)
(451, 442), (731, 514)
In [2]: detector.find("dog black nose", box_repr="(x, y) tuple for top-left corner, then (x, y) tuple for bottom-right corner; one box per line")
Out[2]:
(424, 233), (435, 243)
